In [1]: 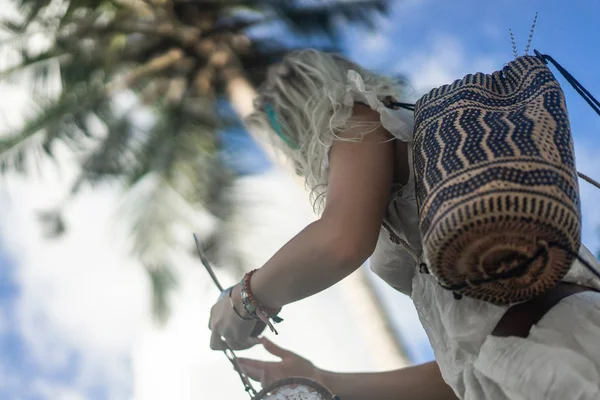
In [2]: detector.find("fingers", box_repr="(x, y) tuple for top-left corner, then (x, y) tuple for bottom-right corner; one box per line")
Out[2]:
(237, 359), (278, 387)
(261, 337), (291, 358)
(236, 358), (267, 382)
(236, 358), (264, 369)
(208, 295), (262, 350)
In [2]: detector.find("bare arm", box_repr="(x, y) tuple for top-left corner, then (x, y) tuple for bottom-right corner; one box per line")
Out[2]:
(319, 361), (458, 400)
(211, 105), (402, 351)
(235, 104), (395, 309)
(238, 339), (458, 400)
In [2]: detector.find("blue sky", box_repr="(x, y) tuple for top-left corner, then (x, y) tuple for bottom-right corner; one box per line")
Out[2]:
(339, 0), (600, 363)
(342, 0), (600, 153)
(1, 0), (600, 398)
(0, 233), (125, 399)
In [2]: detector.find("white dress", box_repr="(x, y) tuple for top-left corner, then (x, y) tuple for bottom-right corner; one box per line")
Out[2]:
(341, 70), (600, 400)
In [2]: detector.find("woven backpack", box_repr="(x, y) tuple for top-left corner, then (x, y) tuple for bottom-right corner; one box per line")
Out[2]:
(412, 51), (600, 304)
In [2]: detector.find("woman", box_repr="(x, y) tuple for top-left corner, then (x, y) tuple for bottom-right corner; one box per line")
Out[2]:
(208, 49), (600, 399)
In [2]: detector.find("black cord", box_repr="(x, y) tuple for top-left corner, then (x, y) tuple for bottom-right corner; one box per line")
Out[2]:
(386, 52), (600, 297)
(534, 50), (600, 117)
(389, 52), (600, 117)
(438, 240), (600, 293)
(439, 243), (549, 292)
(389, 101), (415, 112)
(551, 242), (600, 281)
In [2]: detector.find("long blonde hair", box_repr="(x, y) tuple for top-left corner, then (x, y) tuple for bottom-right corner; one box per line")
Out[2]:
(246, 49), (406, 211)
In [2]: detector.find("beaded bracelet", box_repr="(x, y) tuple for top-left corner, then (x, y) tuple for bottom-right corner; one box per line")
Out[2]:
(228, 287), (253, 321)
(240, 269), (283, 334)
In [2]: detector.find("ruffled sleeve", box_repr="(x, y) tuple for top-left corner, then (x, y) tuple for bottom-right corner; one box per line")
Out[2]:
(341, 70), (414, 141)
(322, 70), (414, 173)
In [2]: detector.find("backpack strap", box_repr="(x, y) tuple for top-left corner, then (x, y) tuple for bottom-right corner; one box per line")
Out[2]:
(492, 282), (598, 338)
(535, 50), (600, 117)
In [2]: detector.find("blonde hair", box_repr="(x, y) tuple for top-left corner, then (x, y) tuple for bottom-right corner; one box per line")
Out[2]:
(246, 49), (406, 211)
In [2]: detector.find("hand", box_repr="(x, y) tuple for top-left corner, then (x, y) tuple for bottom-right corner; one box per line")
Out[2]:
(236, 337), (322, 388)
(209, 284), (261, 351)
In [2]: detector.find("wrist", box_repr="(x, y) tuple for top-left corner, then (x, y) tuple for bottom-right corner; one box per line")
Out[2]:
(241, 269), (282, 316)
(230, 284), (252, 318)
(239, 270), (284, 334)
(246, 268), (282, 310)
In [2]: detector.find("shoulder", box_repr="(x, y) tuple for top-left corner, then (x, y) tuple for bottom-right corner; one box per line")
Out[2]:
(335, 102), (393, 142)
(350, 102), (384, 122)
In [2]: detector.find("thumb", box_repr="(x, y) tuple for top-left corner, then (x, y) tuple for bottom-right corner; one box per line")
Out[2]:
(261, 337), (291, 358)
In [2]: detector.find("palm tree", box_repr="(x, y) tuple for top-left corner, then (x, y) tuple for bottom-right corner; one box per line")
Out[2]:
(0, 0), (392, 320)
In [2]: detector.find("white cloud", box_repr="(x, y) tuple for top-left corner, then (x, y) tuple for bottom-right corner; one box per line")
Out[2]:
(0, 39), (405, 396)
(31, 380), (88, 400)
(0, 85), (33, 132)
(353, 0), (430, 58)
(0, 361), (23, 394)
(482, 22), (503, 41)
(395, 34), (501, 96)
(1, 163), (406, 399)
(359, 31), (392, 56)
(132, 170), (404, 400)
(0, 153), (151, 397)
(389, 33), (600, 255)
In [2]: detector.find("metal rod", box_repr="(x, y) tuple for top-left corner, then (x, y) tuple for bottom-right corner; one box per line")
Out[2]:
(193, 233), (258, 397)
(193, 233), (224, 292)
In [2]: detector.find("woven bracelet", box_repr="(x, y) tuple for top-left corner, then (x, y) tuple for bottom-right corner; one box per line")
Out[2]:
(228, 287), (253, 321)
(240, 270), (283, 333)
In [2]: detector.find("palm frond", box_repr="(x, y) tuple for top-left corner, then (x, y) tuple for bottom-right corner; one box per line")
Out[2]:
(147, 263), (178, 324)
(105, 48), (185, 95)
(0, 91), (80, 172)
(270, 0), (389, 38)
(71, 116), (134, 192)
(0, 19), (28, 35)
(0, 48), (69, 82)
(238, 39), (339, 86)
(1, 0), (394, 322)
(116, 173), (194, 323)
(37, 208), (67, 238)
(15, 0), (53, 25)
